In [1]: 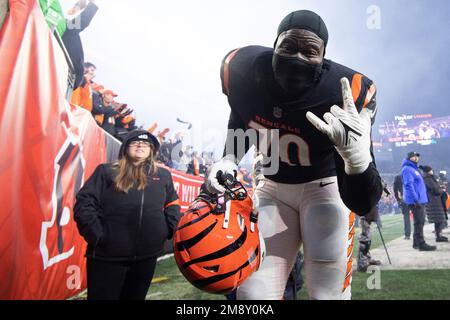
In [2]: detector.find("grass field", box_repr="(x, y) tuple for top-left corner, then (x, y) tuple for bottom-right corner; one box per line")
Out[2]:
(353, 213), (405, 257)
(147, 214), (450, 300)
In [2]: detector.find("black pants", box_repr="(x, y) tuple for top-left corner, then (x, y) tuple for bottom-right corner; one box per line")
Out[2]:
(409, 204), (426, 247)
(401, 202), (411, 237)
(435, 221), (445, 237)
(87, 257), (157, 300)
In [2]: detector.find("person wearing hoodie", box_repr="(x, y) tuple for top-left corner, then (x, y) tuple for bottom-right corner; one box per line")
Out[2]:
(74, 130), (181, 300)
(401, 152), (436, 251)
(421, 165), (448, 242)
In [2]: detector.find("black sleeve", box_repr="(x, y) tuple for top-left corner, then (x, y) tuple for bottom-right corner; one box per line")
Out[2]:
(220, 48), (254, 164)
(91, 104), (118, 117)
(222, 109), (252, 163)
(77, 2), (98, 33)
(65, 2), (98, 35)
(334, 76), (382, 215)
(91, 101), (103, 116)
(102, 106), (118, 117)
(73, 164), (105, 246)
(163, 171), (181, 239)
(393, 175), (403, 201)
(334, 151), (383, 216)
(364, 204), (380, 223)
(91, 92), (102, 113)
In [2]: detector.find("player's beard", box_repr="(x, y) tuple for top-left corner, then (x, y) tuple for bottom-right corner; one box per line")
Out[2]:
(272, 54), (322, 94)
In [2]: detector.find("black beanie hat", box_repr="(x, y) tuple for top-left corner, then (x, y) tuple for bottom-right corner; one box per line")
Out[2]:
(420, 165), (433, 174)
(275, 10), (328, 47)
(119, 130), (160, 159)
(407, 151), (420, 159)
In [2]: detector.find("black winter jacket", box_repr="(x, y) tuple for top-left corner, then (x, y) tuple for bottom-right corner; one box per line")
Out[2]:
(74, 163), (181, 261)
(423, 175), (446, 224)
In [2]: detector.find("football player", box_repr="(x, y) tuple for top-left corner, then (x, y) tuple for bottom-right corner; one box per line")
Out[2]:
(206, 10), (383, 299)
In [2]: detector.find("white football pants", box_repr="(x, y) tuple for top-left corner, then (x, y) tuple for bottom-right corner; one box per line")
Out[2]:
(237, 176), (355, 300)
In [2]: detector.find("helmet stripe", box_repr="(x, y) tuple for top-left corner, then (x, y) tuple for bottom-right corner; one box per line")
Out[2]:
(192, 246), (259, 289)
(176, 208), (211, 231)
(182, 225), (248, 269)
(176, 220), (218, 252)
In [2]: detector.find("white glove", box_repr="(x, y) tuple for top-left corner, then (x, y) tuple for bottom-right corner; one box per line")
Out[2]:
(205, 156), (238, 194)
(252, 152), (265, 189)
(306, 77), (373, 175)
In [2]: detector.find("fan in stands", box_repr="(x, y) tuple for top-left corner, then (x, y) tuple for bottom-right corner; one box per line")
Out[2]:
(173, 173), (265, 294)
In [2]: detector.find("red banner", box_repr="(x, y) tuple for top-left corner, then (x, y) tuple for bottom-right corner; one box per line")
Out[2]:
(0, 0), (202, 299)
(170, 169), (204, 211)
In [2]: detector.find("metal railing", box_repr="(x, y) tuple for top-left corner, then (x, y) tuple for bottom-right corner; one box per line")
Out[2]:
(52, 29), (76, 101)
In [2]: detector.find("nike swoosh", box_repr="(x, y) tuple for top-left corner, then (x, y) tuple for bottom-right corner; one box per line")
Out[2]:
(339, 119), (362, 146)
(319, 182), (335, 187)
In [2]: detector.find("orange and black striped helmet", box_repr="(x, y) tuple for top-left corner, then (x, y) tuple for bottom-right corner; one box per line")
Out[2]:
(173, 189), (265, 294)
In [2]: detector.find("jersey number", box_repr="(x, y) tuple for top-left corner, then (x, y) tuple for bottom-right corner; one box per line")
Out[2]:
(249, 120), (312, 166)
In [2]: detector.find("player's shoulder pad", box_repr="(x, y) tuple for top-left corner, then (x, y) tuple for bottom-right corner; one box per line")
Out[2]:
(220, 45), (273, 96)
(326, 60), (377, 112)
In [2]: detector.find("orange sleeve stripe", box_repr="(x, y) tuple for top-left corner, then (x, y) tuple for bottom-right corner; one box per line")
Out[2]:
(363, 84), (377, 109)
(223, 49), (240, 96)
(351, 74), (363, 103)
(165, 199), (180, 208)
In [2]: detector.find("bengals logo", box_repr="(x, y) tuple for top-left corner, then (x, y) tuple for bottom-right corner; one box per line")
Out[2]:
(39, 128), (86, 270)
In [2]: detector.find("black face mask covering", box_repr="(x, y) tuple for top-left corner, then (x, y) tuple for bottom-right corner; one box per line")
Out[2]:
(272, 53), (322, 93)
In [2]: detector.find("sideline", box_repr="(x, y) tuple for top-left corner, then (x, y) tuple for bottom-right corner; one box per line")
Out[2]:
(369, 223), (450, 270)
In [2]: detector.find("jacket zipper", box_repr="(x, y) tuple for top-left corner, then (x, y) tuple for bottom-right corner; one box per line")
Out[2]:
(134, 189), (145, 260)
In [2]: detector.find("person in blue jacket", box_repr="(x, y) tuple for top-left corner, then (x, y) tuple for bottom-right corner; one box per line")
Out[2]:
(401, 152), (436, 251)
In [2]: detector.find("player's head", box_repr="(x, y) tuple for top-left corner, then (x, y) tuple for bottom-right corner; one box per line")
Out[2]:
(272, 10), (328, 93)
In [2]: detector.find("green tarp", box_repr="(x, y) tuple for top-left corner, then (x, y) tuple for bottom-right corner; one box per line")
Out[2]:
(39, 0), (66, 37)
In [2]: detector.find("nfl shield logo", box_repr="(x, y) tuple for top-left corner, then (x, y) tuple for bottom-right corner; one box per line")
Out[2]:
(273, 107), (283, 119)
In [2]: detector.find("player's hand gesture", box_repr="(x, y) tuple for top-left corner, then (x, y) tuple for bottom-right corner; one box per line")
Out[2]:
(306, 77), (373, 175)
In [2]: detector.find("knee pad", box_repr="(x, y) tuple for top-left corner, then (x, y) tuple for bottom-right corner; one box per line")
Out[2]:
(302, 203), (347, 262)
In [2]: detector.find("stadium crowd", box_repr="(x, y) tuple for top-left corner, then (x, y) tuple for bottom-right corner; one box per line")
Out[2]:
(37, 0), (260, 187)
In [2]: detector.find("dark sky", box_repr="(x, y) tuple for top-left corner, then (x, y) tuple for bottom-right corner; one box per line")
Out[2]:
(327, 0), (450, 123)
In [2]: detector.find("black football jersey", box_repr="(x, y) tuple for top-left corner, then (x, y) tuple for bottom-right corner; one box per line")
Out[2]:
(220, 45), (377, 184)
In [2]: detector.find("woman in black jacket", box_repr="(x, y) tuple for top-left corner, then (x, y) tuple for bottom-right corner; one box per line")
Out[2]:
(74, 130), (181, 300)
(422, 166), (448, 242)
